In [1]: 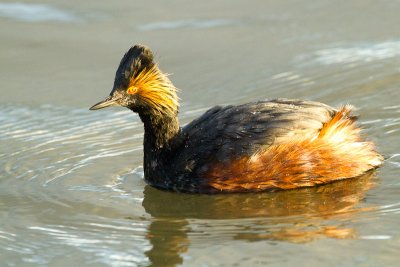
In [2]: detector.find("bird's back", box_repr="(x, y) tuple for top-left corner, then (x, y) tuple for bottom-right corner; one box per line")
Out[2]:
(181, 99), (336, 161)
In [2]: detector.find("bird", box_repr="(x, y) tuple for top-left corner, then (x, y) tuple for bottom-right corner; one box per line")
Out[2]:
(90, 44), (383, 194)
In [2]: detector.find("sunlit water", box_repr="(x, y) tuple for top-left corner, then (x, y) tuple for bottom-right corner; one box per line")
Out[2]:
(1, 1), (400, 266)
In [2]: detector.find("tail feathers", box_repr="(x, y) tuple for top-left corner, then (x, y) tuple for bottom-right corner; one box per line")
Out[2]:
(319, 105), (383, 168)
(319, 105), (357, 140)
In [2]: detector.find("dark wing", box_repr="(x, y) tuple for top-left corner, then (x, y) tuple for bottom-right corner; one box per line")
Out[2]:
(167, 99), (336, 180)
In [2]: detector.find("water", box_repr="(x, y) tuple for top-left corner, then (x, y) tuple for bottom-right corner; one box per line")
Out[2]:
(1, 1), (400, 266)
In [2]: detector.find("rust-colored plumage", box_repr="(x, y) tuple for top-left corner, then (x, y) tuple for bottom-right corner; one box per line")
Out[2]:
(90, 44), (383, 193)
(204, 106), (382, 192)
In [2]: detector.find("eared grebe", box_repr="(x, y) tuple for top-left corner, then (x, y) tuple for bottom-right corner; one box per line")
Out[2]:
(90, 44), (383, 193)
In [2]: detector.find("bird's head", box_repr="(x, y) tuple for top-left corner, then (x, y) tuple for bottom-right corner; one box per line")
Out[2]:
(90, 44), (179, 117)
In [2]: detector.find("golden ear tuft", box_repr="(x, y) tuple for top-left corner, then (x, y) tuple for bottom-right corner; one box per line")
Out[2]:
(128, 65), (179, 115)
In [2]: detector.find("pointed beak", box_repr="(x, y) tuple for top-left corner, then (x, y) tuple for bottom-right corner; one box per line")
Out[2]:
(89, 95), (119, 110)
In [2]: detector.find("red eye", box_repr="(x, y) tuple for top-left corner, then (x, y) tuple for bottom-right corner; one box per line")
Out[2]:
(127, 86), (138, 94)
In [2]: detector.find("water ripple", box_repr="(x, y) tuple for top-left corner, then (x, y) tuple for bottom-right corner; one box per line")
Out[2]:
(137, 19), (240, 31)
(0, 105), (142, 186)
(23, 223), (150, 266)
(313, 40), (400, 65)
(0, 3), (79, 22)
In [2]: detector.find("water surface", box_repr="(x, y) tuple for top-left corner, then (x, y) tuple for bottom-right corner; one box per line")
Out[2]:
(1, 1), (400, 266)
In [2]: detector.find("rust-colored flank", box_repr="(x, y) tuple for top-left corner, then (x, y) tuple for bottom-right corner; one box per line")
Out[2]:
(204, 106), (382, 193)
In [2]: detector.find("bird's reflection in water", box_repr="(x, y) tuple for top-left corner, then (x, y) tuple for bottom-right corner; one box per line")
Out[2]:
(144, 219), (189, 267)
(142, 172), (377, 266)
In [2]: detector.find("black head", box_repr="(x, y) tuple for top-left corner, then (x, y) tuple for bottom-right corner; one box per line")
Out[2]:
(90, 44), (178, 116)
(113, 44), (155, 92)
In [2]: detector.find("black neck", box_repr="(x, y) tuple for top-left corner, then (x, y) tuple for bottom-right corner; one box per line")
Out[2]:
(138, 111), (180, 181)
(140, 112), (180, 150)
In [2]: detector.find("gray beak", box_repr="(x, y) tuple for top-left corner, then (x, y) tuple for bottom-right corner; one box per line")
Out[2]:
(89, 95), (119, 110)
